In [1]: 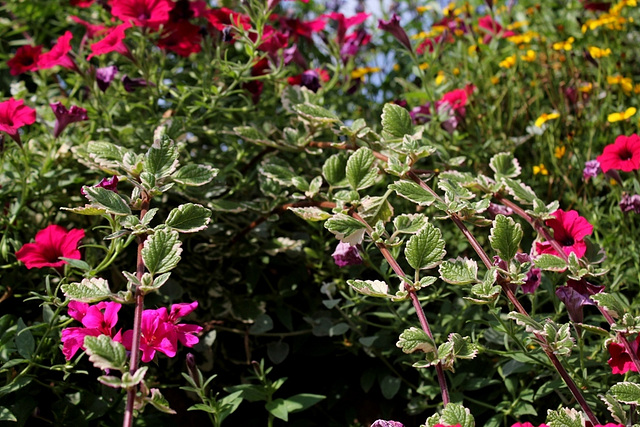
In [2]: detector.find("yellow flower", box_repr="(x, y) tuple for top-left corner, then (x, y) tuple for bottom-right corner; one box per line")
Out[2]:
(634, 84), (640, 94)
(393, 64), (400, 71)
(491, 76), (500, 85)
(579, 82), (593, 93)
(521, 50), (537, 62)
(351, 67), (381, 79)
(435, 70), (446, 85)
(588, 46), (612, 58)
(507, 30), (539, 45)
(608, 75), (633, 93)
(499, 54), (517, 69)
(610, 178), (618, 186)
(416, 5), (432, 13)
(554, 146), (566, 159)
(419, 62), (429, 70)
(534, 112), (560, 128)
(453, 67), (460, 75)
(533, 164), (549, 175)
(468, 45), (478, 55)
(552, 37), (575, 51)
(607, 107), (637, 122)
(507, 20), (529, 31)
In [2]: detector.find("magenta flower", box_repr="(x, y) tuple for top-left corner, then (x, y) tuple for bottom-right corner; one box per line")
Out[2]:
(510, 423), (549, 427)
(82, 176), (119, 196)
(50, 102), (89, 138)
(87, 23), (131, 60)
(7, 45), (42, 76)
(332, 241), (363, 267)
(597, 134), (640, 173)
(61, 301), (123, 360)
(378, 14), (412, 52)
(608, 336), (640, 375)
(96, 65), (119, 92)
(16, 225), (85, 269)
(157, 22), (202, 57)
(0, 98), (37, 146)
(371, 421), (404, 427)
(582, 159), (601, 180)
(122, 75), (154, 92)
(488, 202), (513, 217)
(109, 0), (174, 29)
(620, 193), (640, 214)
(535, 209), (593, 258)
(38, 31), (77, 71)
(70, 15), (108, 39)
(159, 301), (202, 347)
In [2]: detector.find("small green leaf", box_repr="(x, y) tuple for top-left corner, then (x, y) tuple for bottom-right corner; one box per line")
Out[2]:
(83, 186), (131, 216)
(591, 293), (626, 318)
(405, 223), (446, 271)
(534, 254), (568, 271)
(439, 257), (478, 285)
(84, 335), (127, 371)
(288, 206), (331, 222)
(389, 180), (436, 206)
(346, 147), (378, 191)
(142, 229), (182, 275)
(165, 203), (212, 233)
(62, 278), (112, 303)
(489, 214), (523, 261)
(610, 382), (640, 404)
(380, 376), (401, 399)
(87, 141), (127, 170)
(381, 103), (412, 138)
(146, 388), (176, 414)
(325, 214), (366, 245)
(322, 153), (348, 187)
(281, 394), (325, 413)
(393, 213), (428, 234)
(396, 327), (436, 354)
(545, 407), (585, 427)
(260, 162), (297, 186)
(347, 280), (390, 298)
(502, 178), (536, 204)
(172, 164), (218, 186)
(490, 152), (521, 178)
(0, 407), (17, 422)
(61, 205), (108, 215)
(600, 393), (628, 424)
(294, 103), (340, 124)
(440, 403), (475, 427)
(358, 196), (394, 225)
(508, 312), (543, 333)
(249, 314), (274, 334)
(144, 134), (179, 179)
(15, 318), (35, 359)
(266, 398), (290, 421)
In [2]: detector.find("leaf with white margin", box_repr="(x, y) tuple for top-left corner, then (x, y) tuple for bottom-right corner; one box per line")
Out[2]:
(62, 278), (112, 303)
(347, 280), (390, 298)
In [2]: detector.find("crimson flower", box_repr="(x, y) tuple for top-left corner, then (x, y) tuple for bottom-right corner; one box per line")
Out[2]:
(82, 176), (119, 196)
(287, 69), (330, 93)
(70, 0), (95, 6)
(50, 102), (89, 138)
(70, 16), (108, 39)
(477, 15), (515, 43)
(157, 22), (202, 56)
(87, 23), (132, 60)
(110, 0), (174, 29)
(0, 98), (36, 145)
(607, 336), (640, 375)
(7, 45), (42, 75)
(510, 423), (549, 427)
(378, 14), (412, 52)
(38, 31), (77, 71)
(16, 224), (85, 269)
(535, 209), (593, 258)
(272, 15), (326, 40)
(61, 301), (123, 360)
(205, 7), (251, 32)
(596, 134), (640, 173)
(122, 75), (154, 92)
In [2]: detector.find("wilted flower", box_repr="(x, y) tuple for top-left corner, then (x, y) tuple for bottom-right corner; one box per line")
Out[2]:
(82, 176), (119, 196)
(16, 224), (85, 269)
(50, 102), (89, 138)
(488, 202), (513, 217)
(620, 193), (640, 214)
(96, 65), (119, 91)
(332, 241), (363, 267)
(371, 421), (404, 427)
(378, 14), (412, 52)
(122, 75), (154, 92)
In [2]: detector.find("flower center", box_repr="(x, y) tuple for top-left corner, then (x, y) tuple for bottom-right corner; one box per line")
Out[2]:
(561, 237), (575, 246)
(619, 149), (633, 161)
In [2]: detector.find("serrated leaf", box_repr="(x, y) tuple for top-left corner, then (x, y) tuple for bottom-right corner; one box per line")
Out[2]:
(322, 153), (348, 187)
(83, 186), (131, 216)
(502, 178), (536, 204)
(440, 403), (475, 427)
(260, 163), (297, 186)
(389, 180), (436, 206)
(490, 152), (521, 178)
(347, 280), (390, 298)
(358, 196), (394, 225)
(172, 164), (218, 186)
(288, 206), (331, 222)
(84, 335), (127, 371)
(449, 333), (479, 360)
(600, 393), (628, 424)
(405, 223), (446, 270)
(591, 293), (625, 318)
(439, 257), (478, 285)
(346, 147), (378, 191)
(87, 141), (127, 170)
(62, 278), (112, 303)
(534, 254), (568, 271)
(142, 229), (182, 275)
(543, 321), (574, 356)
(61, 205), (108, 215)
(165, 203), (211, 233)
(610, 382), (640, 404)
(147, 388), (176, 414)
(508, 312), (543, 333)
(396, 327), (436, 354)
(393, 213), (428, 234)
(294, 103), (340, 123)
(381, 103), (412, 138)
(489, 215), (523, 261)
(144, 134), (179, 179)
(325, 214), (366, 245)
(546, 407), (585, 427)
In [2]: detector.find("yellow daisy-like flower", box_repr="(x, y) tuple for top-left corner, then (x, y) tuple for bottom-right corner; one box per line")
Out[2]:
(552, 37), (575, 51)
(588, 46), (612, 58)
(499, 54), (517, 69)
(579, 82), (593, 93)
(507, 20), (529, 31)
(608, 75), (633, 93)
(533, 164), (549, 175)
(435, 70), (446, 85)
(535, 112), (560, 128)
(393, 64), (400, 71)
(468, 45), (478, 55)
(507, 30), (539, 45)
(351, 67), (381, 79)
(521, 50), (537, 62)
(554, 146), (566, 159)
(607, 107), (637, 122)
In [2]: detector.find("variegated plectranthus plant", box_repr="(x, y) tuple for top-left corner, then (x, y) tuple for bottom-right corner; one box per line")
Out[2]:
(235, 88), (640, 427)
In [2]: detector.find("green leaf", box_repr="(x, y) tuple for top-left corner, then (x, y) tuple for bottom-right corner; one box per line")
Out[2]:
(288, 206), (332, 222)
(380, 376), (401, 399)
(84, 335), (127, 371)
(449, 333), (479, 360)
(325, 214), (366, 245)
(62, 278), (112, 303)
(322, 153), (348, 187)
(165, 203), (212, 233)
(260, 162), (297, 186)
(542, 321), (574, 357)
(281, 393), (325, 413)
(142, 229), (182, 275)
(396, 327), (436, 354)
(393, 213), (428, 234)
(440, 403), (475, 427)
(610, 382), (640, 404)
(217, 390), (244, 422)
(145, 388), (176, 414)
(600, 393), (628, 424)
(15, 318), (35, 359)
(172, 164), (218, 186)
(381, 103), (412, 138)
(249, 314), (274, 334)
(358, 196), (394, 225)
(266, 398), (290, 421)
(534, 254), (568, 271)
(546, 407), (585, 427)
(439, 257), (478, 285)
(346, 147), (378, 191)
(490, 152), (521, 178)
(389, 180), (436, 206)
(404, 223), (446, 270)
(0, 407), (17, 422)
(489, 214), (523, 261)
(83, 186), (131, 216)
(502, 178), (536, 204)
(61, 205), (107, 215)
(591, 293), (626, 318)
(508, 312), (543, 333)
(347, 280), (390, 298)
(294, 103), (340, 124)
(87, 141), (127, 171)
(144, 133), (179, 179)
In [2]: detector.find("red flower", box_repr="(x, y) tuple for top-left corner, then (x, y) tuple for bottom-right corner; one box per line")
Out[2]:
(109, 0), (174, 29)
(510, 423), (549, 427)
(16, 224), (85, 269)
(157, 22), (202, 56)
(0, 98), (36, 145)
(608, 336), (640, 374)
(87, 23), (131, 60)
(70, 16), (108, 39)
(205, 7), (251, 32)
(50, 102), (89, 138)
(437, 84), (475, 115)
(70, 0), (95, 6)
(271, 14), (326, 40)
(38, 31), (77, 71)
(597, 134), (640, 173)
(378, 14), (412, 52)
(323, 12), (370, 45)
(478, 15), (515, 43)
(535, 209), (593, 258)
(7, 45), (42, 76)
(61, 301), (122, 360)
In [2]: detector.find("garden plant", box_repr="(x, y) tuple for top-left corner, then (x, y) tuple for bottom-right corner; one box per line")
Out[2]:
(2, 0), (640, 426)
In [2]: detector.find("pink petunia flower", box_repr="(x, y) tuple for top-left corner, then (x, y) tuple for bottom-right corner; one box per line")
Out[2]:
(535, 209), (593, 258)
(69, 16), (108, 39)
(597, 134), (640, 173)
(82, 176), (119, 197)
(332, 241), (363, 267)
(61, 301), (123, 360)
(16, 224), (85, 269)
(50, 102), (89, 138)
(287, 69), (330, 93)
(7, 45), (42, 76)
(160, 301), (202, 348)
(478, 15), (515, 43)
(109, 0), (174, 29)
(38, 31), (77, 71)
(87, 23), (132, 60)
(510, 423), (549, 427)
(205, 7), (251, 33)
(0, 98), (37, 146)
(608, 336), (640, 375)
(157, 22), (202, 56)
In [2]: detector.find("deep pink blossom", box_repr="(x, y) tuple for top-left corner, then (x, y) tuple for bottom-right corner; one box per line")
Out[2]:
(620, 193), (640, 214)
(70, 16), (108, 39)
(378, 14), (412, 52)
(16, 225), (85, 269)
(272, 14), (326, 40)
(608, 336), (640, 374)
(7, 45), (42, 75)
(70, 0), (95, 6)
(511, 423), (549, 427)
(50, 102), (89, 138)
(332, 242), (363, 267)
(0, 98), (36, 145)
(87, 23), (131, 60)
(38, 31), (77, 71)
(478, 15), (515, 43)
(205, 7), (251, 32)
(61, 301), (123, 360)
(287, 68), (329, 92)
(597, 134), (640, 173)
(82, 176), (119, 197)
(109, 0), (174, 29)
(535, 209), (593, 258)
(157, 22), (202, 56)
(96, 65), (119, 91)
